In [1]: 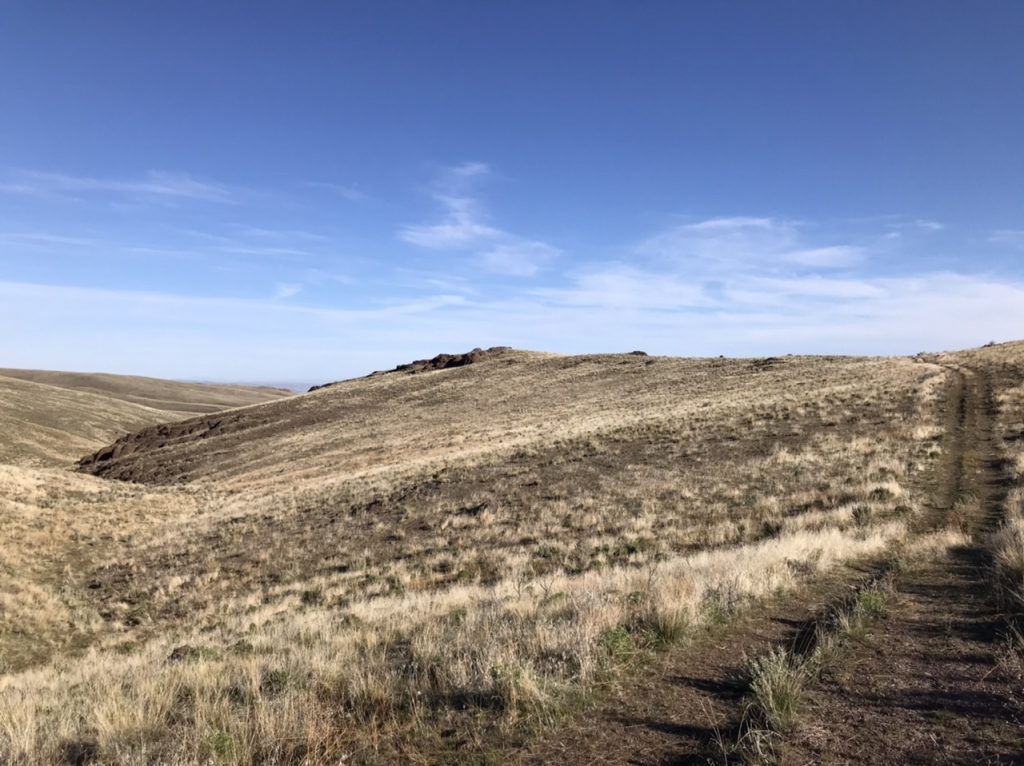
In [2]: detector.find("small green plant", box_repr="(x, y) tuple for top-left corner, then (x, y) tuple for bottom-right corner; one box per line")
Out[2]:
(701, 584), (743, 627)
(489, 662), (547, 721)
(206, 730), (236, 761)
(229, 639), (255, 656)
(852, 504), (872, 527)
(856, 588), (889, 620)
(446, 606), (467, 625)
(638, 606), (689, 647)
(598, 626), (636, 664)
(260, 667), (295, 696)
(747, 647), (809, 733)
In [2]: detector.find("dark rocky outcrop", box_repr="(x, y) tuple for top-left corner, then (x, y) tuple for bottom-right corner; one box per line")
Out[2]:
(308, 347), (512, 392)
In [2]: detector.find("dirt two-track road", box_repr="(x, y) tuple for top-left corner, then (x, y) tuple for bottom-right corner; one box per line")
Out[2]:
(521, 365), (1024, 765)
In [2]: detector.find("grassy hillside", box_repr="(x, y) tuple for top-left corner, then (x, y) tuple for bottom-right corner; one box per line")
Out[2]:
(0, 370), (291, 673)
(2, 345), (1023, 764)
(79, 349), (915, 488)
(0, 368), (290, 414)
(0, 370), (290, 467)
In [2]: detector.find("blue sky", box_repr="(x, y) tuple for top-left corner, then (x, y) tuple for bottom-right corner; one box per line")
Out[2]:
(2, 2), (1023, 383)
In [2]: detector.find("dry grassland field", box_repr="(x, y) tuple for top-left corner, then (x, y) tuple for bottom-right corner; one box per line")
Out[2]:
(2, 345), (1023, 765)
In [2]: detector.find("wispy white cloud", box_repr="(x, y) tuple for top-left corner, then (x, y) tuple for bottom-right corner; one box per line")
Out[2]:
(684, 216), (778, 232)
(480, 241), (560, 277)
(783, 246), (864, 268)
(532, 265), (710, 309)
(3, 268), (1022, 381)
(272, 283), (303, 300)
(0, 170), (240, 204)
(639, 216), (795, 265)
(123, 246), (205, 259)
(220, 245), (315, 257)
(300, 181), (369, 202)
(447, 161), (490, 180)
(0, 231), (108, 248)
(236, 226), (329, 242)
(298, 267), (355, 287)
(174, 226), (325, 258)
(738, 275), (884, 301)
(0, 225), (319, 261)
(880, 218), (946, 239)
(991, 229), (1024, 248)
(637, 217), (868, 273)
(399, 194), (503, 249)
(399, 162), (561, 276)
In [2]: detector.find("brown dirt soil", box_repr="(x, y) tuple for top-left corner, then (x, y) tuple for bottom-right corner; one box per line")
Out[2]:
(785, 549), (1024, 765)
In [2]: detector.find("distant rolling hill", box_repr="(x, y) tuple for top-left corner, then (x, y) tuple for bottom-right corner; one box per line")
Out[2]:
(77, 347), (908, 493)
(0, 368), (290, 413)
(0, 368), (291, 467)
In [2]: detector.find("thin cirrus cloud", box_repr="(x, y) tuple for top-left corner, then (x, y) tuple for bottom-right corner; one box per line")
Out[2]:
(637, 217), (864, 272)
(300, 181), (370, 203)
(684, 216), (778, 232)
(533, 213), (984, 320)
(0, 169), (240, 204)
(399, 194), (503, 249)
(531, 265), (712, 309)
(784, 246), (864, 268)
(235, 227), (330, 242)
(637, 216), (797, 269)
(272, 283), (303, 300)
(3, 157), (1022, 380)
(398, 162), (562, 277)
(3, 266), (1024, 381)
(0, 230), (111, 248)
(480, 241), (560, 277)
(990, 229), (1024, 248)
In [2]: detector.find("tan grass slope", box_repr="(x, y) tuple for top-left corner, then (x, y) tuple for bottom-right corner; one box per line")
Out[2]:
(0, 368), (290, 413)
(0, 369), (290, 467)
(77, 348), (900, 489)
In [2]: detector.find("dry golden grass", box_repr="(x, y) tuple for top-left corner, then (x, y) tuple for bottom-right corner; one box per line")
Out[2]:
(0, 370), (289, 468)
(0, 368), (290, 415)
(0, 370), (286, 675)
(0, 348), (988, 764)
